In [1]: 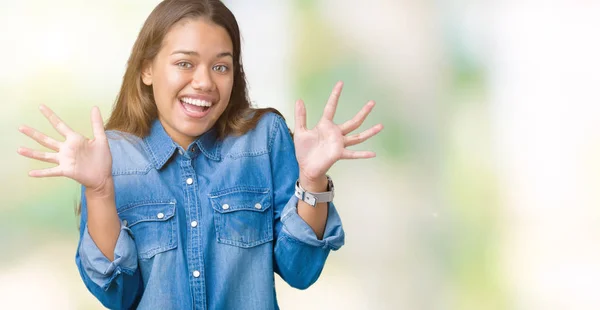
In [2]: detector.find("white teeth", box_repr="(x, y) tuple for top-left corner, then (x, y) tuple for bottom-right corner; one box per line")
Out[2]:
(180, 97), (212, 107)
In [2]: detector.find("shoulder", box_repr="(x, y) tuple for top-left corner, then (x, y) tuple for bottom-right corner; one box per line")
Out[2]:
(255, 111), (290, 141)
(220, 112), (291, 158)
(105, 130), (153, 174)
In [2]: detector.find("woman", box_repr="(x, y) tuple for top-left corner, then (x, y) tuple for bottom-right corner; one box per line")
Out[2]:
(17, 0), (382, 309)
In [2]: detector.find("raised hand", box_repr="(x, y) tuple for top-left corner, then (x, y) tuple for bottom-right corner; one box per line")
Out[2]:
(293, 81), (383, 183)
(17, 105), (113, 192)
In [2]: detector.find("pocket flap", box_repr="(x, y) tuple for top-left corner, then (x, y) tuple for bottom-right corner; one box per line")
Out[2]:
(118, 200), (177, 227)
(209, 187), (272, 214)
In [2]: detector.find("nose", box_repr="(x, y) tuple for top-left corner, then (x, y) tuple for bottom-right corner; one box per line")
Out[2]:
(190, 66), (215, 91)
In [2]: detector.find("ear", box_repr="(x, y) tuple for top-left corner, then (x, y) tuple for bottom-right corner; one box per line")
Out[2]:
(141, 60), (153, 86)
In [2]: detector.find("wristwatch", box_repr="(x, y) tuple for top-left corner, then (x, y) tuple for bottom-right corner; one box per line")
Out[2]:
(294, 175), (335, 207)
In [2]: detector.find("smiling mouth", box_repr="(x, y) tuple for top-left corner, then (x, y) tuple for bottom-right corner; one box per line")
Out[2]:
(181, 97), (211, 110)
(179, 97), (213, 117)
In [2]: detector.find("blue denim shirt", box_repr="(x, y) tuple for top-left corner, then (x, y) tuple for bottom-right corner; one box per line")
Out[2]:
(75, 113), (345, 310)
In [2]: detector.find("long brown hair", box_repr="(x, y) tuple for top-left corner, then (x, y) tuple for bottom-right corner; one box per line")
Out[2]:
(105, 0), (283, 139)
(78, 0), (287, 220)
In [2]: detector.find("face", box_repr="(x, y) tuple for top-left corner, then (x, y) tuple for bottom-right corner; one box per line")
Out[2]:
(141, 17), (234, 149)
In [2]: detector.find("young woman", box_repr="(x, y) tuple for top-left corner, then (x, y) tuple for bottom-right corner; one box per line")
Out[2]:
(17, 0), (382, 309)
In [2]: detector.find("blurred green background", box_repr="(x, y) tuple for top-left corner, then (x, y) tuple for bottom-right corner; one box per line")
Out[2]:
(3, 1), (600, 309)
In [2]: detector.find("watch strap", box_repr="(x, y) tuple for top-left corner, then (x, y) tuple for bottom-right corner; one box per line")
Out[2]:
(294, 175), (334, 207)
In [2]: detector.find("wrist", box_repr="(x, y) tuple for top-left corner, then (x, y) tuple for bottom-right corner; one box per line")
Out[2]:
(295, 174), (335, 207)
(85, 178), (115, 201)
(299, 172), (328, 192)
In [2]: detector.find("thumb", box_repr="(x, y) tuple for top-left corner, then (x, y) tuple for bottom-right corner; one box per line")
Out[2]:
(90, 106), (106, 138)
(294, 99), (307, 133)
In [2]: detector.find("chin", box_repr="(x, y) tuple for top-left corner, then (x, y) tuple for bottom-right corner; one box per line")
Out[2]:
(182, 121), (213, 137)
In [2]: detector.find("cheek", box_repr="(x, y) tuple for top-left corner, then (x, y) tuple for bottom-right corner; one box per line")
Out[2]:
(153, 75), (187, 111)
(156, 67), (187, 92)
(164, 71), (188, 90)
(219, 78), (234, 100)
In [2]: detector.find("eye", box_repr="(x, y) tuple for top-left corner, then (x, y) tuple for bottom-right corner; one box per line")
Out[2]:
(213, 64), (229, 73)
(177, 61), (193, 69)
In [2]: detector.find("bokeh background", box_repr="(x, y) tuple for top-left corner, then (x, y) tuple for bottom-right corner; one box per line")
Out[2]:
(2, 0), (600, 309)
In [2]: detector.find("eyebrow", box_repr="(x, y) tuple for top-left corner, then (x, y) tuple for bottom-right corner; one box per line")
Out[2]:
(170, 50), (233, 59)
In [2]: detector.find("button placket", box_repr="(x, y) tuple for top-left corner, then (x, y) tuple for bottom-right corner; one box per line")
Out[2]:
(179, 157), (204, 305)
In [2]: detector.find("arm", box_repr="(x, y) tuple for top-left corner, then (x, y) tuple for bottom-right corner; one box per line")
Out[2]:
(296, 175), (329, 239)
(85, 178), (121, 261)
(270, 114), (344, 289)
(292, 81), (383, 238)
(18, 105), (142, 309)
(76, 184), (142, 309)
(272, 81), (383, 289)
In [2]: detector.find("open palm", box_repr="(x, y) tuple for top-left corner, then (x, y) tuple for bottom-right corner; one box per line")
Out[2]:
(18, 105), (112, 191)
(294, 82), (383, 182)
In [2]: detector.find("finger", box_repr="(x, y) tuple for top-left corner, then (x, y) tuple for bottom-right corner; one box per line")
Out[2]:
(339, 100), (376, 135)
(294, 99), (307, 132)
(39, 105), (73, 137)
(18, 125), (61, 151)
(28, 166), (64, 178)
(341, 149), (376, 160)
(90, 106), (106, 139)
(344, 124), (384, 147)
(322, 81), (343, 121)
(17, 147), (59, 164)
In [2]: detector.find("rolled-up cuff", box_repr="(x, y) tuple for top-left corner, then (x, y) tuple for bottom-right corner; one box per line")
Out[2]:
(78, 224), (138, 290)
(280, 196), (345, 250)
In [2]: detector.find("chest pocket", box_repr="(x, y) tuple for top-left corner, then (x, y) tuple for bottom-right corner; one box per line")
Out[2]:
(118, 201), (178, 259)
(209, 187), (273, 248)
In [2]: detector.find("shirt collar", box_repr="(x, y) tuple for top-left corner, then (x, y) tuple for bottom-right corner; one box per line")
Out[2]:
(192, 125), (222, 162)
(144, 119), (222, 170)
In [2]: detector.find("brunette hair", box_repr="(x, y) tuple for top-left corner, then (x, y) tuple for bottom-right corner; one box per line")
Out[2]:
(78, 0), (288, 220)
(105, 0), (283, 139)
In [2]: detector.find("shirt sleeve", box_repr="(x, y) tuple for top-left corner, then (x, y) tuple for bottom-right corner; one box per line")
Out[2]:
(268, 113), (345, 289)
(279, 197), (345, 250)
(75, 186), (143, 309)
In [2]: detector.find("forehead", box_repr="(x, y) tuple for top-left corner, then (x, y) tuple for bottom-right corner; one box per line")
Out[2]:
(162, 17), (233, 53)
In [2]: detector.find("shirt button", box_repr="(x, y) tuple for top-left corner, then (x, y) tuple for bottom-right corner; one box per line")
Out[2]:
(193, 270), (200, 278)
(222, 204), (230, 210)
(178, 149), (183, 155)
(191, 221), (198, 228)
(255, 203), (262, 210)
(186, 178), (193, 185)
(157, 213), (165, 219)
(191, 146), (196, 152)
(122, 220), (128, 227)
